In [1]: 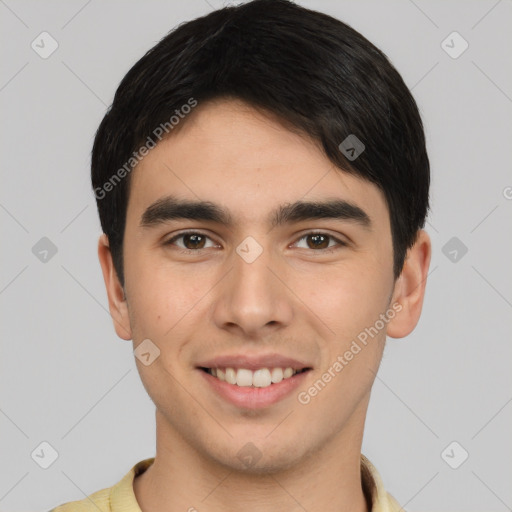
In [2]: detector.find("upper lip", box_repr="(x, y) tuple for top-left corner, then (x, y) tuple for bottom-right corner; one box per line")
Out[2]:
(197, 353), (312, 371)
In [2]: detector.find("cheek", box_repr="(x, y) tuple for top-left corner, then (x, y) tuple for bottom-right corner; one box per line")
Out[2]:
(125, 256), (218, 376)
(292, 260), (391, 342)
(125, 250), (203, 334)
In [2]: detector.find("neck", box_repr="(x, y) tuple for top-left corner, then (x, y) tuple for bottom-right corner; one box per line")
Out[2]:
(134, 407), (370, 512)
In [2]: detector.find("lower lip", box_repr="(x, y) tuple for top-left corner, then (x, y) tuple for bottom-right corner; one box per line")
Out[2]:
(198, 369), (311, 409)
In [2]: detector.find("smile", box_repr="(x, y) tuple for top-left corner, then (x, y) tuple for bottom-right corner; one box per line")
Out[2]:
(198, 366), (312, 409)
(200, 366), (310, 388)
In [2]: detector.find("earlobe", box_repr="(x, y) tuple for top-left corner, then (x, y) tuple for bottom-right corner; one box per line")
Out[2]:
(386, 229), (432, 339)
(97, 234), (132, 340)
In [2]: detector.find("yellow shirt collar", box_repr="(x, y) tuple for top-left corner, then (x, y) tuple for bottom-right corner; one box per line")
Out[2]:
(109, 455), (402, 511)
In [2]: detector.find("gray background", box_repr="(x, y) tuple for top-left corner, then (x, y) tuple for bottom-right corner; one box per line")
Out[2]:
(1, 0), (511, 510)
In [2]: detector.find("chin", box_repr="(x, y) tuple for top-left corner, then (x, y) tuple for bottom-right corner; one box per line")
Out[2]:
(205, 436), (308, 475)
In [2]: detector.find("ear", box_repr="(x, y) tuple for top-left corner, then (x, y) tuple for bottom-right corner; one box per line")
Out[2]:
(386, 229), (432, 339)
(97, 234), (132, 340)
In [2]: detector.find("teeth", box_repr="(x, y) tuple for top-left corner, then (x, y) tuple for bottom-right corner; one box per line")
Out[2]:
(253, 369), (271, 387)
(225, 367), (237, 385)
(271, 367), (283, 383)
(207, 367), (302, 388)
(236, 368), (253, 387)
(283, 367), (294, 379)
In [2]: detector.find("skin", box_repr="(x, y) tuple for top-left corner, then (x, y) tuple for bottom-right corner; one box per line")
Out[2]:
(98, 98), (431, 512)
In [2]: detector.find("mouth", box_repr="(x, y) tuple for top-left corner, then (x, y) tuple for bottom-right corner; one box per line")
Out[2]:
(198, 366), (312, 388)
(198, 365), (312, 409)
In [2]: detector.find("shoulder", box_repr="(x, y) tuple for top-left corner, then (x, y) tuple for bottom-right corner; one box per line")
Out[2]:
(48, 486), (111, 511)
(361, 454), (405, 512)
(384, 491), (404, 512)
(48, 457), (155, 512)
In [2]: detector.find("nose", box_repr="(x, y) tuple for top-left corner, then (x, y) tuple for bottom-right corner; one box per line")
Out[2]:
(212, 241), (293, 339)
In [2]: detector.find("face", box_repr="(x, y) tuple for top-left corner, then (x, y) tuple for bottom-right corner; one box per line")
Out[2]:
(99, 98), (430, 473)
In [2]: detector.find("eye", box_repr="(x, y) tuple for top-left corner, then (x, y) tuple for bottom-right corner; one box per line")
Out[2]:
(164, 230), (347, 253)
(293, 232), (347, 251)
(165, 231), (218, 251)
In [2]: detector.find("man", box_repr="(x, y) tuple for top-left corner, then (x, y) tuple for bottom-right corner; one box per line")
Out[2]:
(51, 0), (431, 510)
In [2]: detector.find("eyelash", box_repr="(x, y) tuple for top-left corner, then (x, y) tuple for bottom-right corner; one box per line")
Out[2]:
(164, 230), (348, 254)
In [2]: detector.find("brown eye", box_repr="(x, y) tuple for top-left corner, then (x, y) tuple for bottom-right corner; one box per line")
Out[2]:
(166, 231), (216, 251)
(306, 234), (329, 249)
(294, 232), (346, 251)
(182, 233), (206, 249)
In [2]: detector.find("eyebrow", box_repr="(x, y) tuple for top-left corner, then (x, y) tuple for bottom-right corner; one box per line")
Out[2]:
(140, 195), (372, 230)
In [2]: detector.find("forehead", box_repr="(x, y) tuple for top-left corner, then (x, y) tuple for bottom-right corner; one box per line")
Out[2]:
(127, 99), (389, 230)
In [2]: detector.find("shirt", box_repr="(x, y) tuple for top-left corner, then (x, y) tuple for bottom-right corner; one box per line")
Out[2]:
(49, 454), (403, 511)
